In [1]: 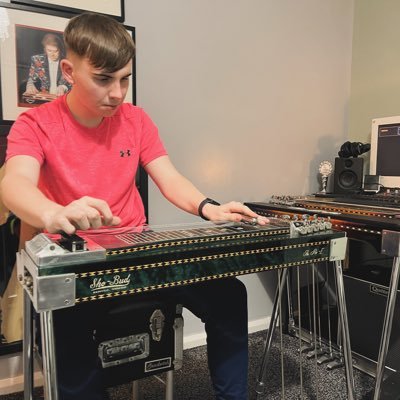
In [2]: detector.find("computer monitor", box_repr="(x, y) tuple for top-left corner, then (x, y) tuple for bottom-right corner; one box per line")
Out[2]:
(370, 115), (400, 189)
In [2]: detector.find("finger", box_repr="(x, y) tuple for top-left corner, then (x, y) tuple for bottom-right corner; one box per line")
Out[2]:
(48, 217), (76, 235)
(222, 212), (243, 223)
(89, 217), (103, 229)
(238, 215), (270, 225)
(110, 216), (121, 226)
(225, 201), (246, 213)
(61, 222), (76, 234)
(84, 197), (114, 225)
(238, 204), (259, 218)
(256, 216), (270, 225)
(224, 202), (259, 220)
(72, 214), (90, 230)
(233, 205), (270, 224)
(221, 202), (254, 217)
(86, 209), (103, 229)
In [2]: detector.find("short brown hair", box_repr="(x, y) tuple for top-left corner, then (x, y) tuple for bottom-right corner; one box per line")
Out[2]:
(63, 13), (135, 72)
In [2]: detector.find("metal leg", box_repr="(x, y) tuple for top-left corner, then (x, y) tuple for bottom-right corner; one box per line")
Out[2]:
(318, 263), (335, 365)
(132, 380), (141, 400)
(306, 264), (324, 360)
(327, 266), (344, 371)
(315, 265), (327, 360)
(311, 264), (320, 400)
(296, 267), (304, 399)
(326, 320), (343, 371)
(23, 290), (33, 400)
(255, 269), (288, 398)
(278, 271), (285, 399)
(373, 255), (400, 400)
(286, 270), (295, 334)
(165, 370), (174, 400)
(40, 311), (59, 400)
(334, 260), (355, 400)
(300, 265), (315, 353)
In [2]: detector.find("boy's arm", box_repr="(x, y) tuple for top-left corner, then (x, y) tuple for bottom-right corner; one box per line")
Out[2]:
(145, 155), (267, 224)
(1, 155), (120, 233)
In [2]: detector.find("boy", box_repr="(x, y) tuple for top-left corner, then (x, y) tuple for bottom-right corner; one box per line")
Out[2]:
(1, 13), (267, 400)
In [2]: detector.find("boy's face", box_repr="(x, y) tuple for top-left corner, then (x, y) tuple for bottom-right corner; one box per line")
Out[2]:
(67, 56), (132, 120)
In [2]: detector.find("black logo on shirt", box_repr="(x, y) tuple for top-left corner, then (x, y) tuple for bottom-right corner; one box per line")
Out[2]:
(120, 149), (131, 157)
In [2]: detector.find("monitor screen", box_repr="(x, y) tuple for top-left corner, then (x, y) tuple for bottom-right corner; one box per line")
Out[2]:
(370, 116), (400, 188)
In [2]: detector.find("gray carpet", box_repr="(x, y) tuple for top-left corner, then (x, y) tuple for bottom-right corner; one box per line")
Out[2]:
(1, 330), (376, 400)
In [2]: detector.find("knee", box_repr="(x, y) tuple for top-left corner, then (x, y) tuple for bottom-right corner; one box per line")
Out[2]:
(231, 277), (247, 295)
(224, 278), (248, 304)
(216, 278), (248, 320)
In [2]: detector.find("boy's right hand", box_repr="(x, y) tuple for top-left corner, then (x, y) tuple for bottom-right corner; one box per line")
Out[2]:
(42, 196), (121, 234)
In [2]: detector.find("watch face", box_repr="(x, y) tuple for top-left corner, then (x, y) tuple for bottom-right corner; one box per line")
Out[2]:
(319, 161), (333, 176)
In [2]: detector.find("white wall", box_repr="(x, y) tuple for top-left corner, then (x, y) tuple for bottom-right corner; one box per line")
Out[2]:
(125, 0), (354, 338)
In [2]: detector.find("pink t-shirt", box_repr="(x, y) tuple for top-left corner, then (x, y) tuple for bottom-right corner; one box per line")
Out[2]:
(6, 96), (167, 229)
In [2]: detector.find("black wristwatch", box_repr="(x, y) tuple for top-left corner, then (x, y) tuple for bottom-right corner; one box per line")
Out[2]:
(198, 198), (220, 221)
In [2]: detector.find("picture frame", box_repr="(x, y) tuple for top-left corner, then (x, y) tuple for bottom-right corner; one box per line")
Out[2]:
(11, 0), (124, 21)
(0, 2), (135, 122)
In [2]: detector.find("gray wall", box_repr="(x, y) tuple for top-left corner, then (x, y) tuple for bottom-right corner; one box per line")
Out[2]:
(349, 0), (400, 146)
(125, 0), (354, 339)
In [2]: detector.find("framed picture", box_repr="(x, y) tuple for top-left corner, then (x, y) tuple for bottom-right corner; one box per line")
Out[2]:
(11, 0), (124, 21)
(0, 2), (135, 122)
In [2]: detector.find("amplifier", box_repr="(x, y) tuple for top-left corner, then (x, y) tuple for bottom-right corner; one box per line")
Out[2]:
(344, 271), (400, 373)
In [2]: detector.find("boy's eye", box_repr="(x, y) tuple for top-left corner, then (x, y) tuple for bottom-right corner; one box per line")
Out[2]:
(94, 76), (111, 82)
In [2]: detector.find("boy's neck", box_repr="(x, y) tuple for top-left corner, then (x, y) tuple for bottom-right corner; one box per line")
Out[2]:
(66, 92), (103, 128)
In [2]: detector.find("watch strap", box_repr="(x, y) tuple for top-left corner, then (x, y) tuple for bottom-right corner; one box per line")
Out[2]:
(198, 198), (220, 221)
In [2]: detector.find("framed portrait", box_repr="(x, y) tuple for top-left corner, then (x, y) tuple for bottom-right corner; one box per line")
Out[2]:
(0, 2), (135, 122)
(11, 0), (124, 21)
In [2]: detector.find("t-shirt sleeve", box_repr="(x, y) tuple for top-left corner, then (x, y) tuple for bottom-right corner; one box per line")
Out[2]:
(5, 112), (44, 165)
(138, 108), (168, 166)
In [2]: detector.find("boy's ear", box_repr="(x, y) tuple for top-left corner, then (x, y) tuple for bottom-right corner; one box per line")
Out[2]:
(61, 58), (74, 85)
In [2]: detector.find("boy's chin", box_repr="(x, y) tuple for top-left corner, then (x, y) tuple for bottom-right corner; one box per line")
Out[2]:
(100, 106), (120, 116)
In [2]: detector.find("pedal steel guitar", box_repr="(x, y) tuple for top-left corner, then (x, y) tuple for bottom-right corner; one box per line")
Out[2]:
(246, 196), (400, 400)
(17, 220), (355, 400)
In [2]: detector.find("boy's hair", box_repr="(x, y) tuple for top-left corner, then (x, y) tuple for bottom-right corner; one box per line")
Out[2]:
(63, 13), (135, 72)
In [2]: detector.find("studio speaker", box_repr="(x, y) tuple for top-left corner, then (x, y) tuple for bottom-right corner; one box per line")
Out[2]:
(333, 157), (363, 194)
